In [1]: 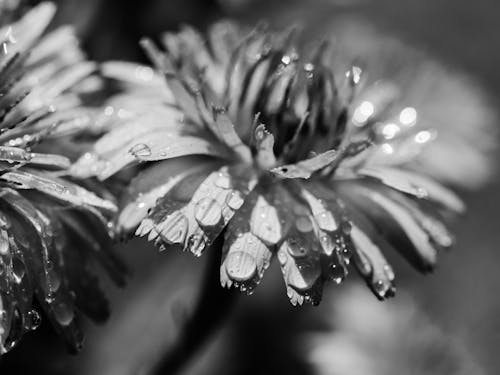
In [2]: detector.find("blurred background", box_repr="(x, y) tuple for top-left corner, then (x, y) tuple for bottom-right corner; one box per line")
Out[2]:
(1, 0), (500, 374)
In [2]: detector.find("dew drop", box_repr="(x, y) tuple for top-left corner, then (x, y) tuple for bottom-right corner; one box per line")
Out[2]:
(320, 235), (334, 255)
(47, 268), (61, 293)
(374, 279), (388, 297)
(288, 260), (319, 291)
(53, 303), (74, 326)
(340, 221), (352, 235)
(330, 264), (346, 284)
(383, 264), (395, 281)
(129, 143), (152, 158)
(195, 198), (222, 227)
(225, 251), (257, 281)
(11, 257), (25, 283)
(295, 216), (313, 233)
(215, 172), (232, 189)
(287, 237), (307, 258)
(226, 191), (244, 210)
(277, 250), (288, 265)
(25, 309), (41, 331)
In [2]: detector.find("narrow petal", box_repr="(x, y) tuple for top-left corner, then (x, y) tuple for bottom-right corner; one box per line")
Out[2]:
(350, 224), (396, 300)
(0, 169), (117, 213)
(220, 229), (272, 294)
(358, 166), (465, 213)
(271, 149), (339, 179)
(337, 182), (437, 272)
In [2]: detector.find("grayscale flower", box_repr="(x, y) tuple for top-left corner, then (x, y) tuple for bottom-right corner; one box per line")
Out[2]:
(74, 23), (469, 306)
(0, 2), (126, 354)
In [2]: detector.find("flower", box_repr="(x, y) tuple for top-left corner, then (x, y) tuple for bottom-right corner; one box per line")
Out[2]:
(307, 286), (485, 375)
(74, 22), (468, 306)
(0, 3), (126, 354)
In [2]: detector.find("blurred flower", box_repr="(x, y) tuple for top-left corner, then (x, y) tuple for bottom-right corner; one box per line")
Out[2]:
(307, 286), (485, 375)
(74, 23), (467, 306)
(319, 19), (497, 189)
(0, 3), (126, 354)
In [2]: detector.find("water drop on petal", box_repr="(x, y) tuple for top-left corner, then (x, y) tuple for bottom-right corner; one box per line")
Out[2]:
(195, 198), (222, 227)
(129, 143), (152, 158)
(53, 303), (74, 326)
(225, 251), (257, 282)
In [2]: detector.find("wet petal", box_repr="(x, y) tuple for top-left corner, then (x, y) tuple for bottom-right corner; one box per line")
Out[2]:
(337, 182), (437, 272)
(1, 190), (83, 351)
(249, 184), (294, 246)
(350, 224), (396, 300)
(271, 149), (339, 179)
(149, 164), (257, 256)
(278, 228), (323, 306)
(220, 229), (272, 294)
(0, 169), (117, 213)
(118, 158), (215, 234)
(358, 167), (465, 213)
(254, 123), (277, 169)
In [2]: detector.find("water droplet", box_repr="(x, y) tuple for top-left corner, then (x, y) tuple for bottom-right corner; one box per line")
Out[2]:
(11, 257), (25, 283)
(295, 216), (313, 233)
(374, 279), (388, 297)
(330, 264), (346, 284)
(340, 221), (352, 235)
(215, 172), (232, 189)
(53, 303), (74, 326)
(195, 198), (222, 227)
(25, 310), (41, 331)
(320, 235), (334, 255)
(47, 268), (61, 293)
(226, 191), (244, 210)
(287, 237), (307, 258)
(314, 211), (336, 231)
(383, 264), (395, 281)
(278, 250), (288, 265)
(225, 251), (257, 281)
(288, 260), (319, 291)
(129, 143), (151, 158)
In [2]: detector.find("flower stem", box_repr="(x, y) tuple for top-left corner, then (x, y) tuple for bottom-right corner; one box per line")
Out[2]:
(150, 236), (237, 375)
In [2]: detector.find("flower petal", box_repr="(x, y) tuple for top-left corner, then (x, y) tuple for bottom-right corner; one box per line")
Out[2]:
(357, 167), (465, 213)
(145, 164), (257, 256)
(350, 224), (396, 300)
(0, 168), (117, 213)
(1, 190), (83, 351)
(277, 228), (323, 306)
(118, 158), (215, 234)
(337, 182), (437, 272)
(271, 149), (339, 179)
(220, 229), (272, 294)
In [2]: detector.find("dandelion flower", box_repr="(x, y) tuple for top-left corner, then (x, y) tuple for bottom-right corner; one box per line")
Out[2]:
(0, 2), (126, 354)
(75, 23), (467, 305)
